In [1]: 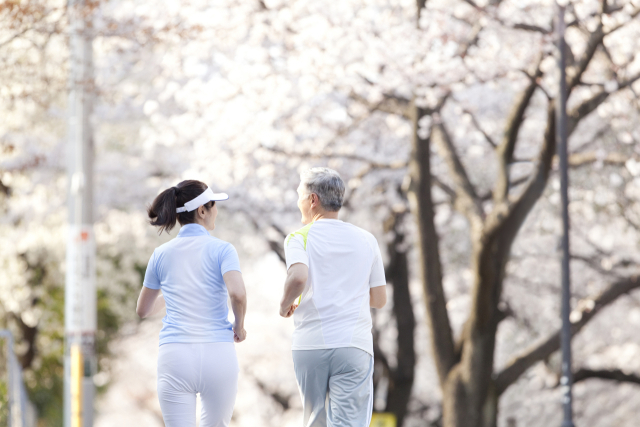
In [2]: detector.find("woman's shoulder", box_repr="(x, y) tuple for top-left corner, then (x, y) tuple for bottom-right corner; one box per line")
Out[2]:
(204, 236), (237, 252)
(153, 239), (176, 255)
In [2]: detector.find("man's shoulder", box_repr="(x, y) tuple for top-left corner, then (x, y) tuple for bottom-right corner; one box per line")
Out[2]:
(285, 222), (316, 249)
(341, 222), (376, 241)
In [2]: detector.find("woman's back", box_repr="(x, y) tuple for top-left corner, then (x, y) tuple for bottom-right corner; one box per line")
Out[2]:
(139, 180), (246, 427)
(143, 223), (241, 345)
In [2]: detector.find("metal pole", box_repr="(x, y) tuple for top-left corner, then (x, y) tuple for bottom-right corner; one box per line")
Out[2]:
(556, 4), (574, 427)
(1, 330), (30, 427)
(65, 1), (96, 426)
(1, 331), (15, 427)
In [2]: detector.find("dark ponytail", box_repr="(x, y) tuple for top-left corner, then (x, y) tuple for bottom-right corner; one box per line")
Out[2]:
(147, 179), (214, 234)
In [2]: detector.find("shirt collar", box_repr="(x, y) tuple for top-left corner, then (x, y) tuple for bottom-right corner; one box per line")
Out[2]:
(177, 223), (210, 237)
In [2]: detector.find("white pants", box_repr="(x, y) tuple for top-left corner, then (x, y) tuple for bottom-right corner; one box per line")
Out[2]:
(157, 342), (238, 427)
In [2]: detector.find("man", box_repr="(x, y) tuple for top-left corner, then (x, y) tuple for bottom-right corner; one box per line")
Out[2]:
(280, 167), (387, 427)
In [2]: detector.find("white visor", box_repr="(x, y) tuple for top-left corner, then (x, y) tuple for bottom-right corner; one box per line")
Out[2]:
(176, 187), (229, 213)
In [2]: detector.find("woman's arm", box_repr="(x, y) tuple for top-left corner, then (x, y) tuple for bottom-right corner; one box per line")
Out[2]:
(223, 271), (247, 343)
(136, 286), (165, 318)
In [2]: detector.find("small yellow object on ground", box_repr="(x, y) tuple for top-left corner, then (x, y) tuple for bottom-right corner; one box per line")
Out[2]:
(370, 412), (397, 427)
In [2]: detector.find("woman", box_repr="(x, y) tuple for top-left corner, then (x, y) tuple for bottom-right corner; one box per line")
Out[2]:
(136, 179), (247, 427)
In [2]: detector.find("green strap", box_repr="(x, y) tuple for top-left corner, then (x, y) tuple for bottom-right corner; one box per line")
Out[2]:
(286, 222), (314, 249)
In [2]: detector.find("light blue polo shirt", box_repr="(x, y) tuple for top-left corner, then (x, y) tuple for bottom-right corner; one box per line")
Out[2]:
(143, 223), (241, 346)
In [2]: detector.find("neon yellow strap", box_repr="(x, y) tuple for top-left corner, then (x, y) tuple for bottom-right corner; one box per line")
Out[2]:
(286, 222), (314, 249)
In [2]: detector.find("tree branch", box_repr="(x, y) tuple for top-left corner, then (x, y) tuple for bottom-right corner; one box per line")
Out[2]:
(564, 5), (640, 90)
(253, 376), (293, 411)
(261, 145), (406, 171)
(0, 26), (32, 49)
(571, 254), (623, 279)
(495, 275), (640, 395)
(568, 69), (640, 136)
(350, 89), (411, 119)
(618, 69), (640, 91)
(459, 0), (551, 34)
(432, 116), (484, 228)
(460, 0), (480, 10)
(602, 6), (640, 36)
(431, 175), (456, 199)
(512, 23), (551, 34)
(458, 23), (482, 58)
(564, 151), (628, 168)
(573, 368), (640, 386)
(494, 59), (543, 202)
(485, 100), (556, 247)
(462, 108), (497, 148)
(240, 209), (287, 264)
(373, 341), (392, 375)
(494, 61), (638, 222)
(567, 10), (604, 91)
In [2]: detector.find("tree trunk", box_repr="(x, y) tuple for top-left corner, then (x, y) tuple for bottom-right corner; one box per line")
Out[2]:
(384, 209), (416, 427)
(442, 235), (507, 427)
(434, 97), (557, 427)
(407, 102), (457, 389)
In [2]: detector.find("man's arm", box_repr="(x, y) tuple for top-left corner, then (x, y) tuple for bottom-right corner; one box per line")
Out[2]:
(370, 285), (387, 309)
(280, 263), (308, 317)
(369, 238), (387, 309)
(223, 271), (247, 343)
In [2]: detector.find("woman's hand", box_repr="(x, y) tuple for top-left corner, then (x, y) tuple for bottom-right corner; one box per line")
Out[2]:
(233, 323), (247, 343)
(279, 303), (298, 318)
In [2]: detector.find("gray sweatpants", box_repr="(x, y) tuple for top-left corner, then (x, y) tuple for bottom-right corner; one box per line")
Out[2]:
(292, 347), (374, 427)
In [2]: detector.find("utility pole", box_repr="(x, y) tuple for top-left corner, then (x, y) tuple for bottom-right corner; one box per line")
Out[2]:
(64, 1), (96, 426)
(556, 3), (574, 427)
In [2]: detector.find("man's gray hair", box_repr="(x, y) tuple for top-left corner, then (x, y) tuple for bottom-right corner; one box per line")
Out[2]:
(300, 167), (345, 212)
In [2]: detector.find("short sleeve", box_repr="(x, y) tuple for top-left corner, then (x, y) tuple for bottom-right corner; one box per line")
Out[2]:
(143, 251), (161, 290)
(220, 243), (241, 275)
(284, 233), (309, 270)
(369, 239), (386, 288)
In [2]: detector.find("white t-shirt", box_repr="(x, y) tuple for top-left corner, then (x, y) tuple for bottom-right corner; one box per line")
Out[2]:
(284, 219), (386, 356)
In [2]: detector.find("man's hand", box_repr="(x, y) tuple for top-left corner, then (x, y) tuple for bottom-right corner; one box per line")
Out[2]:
(233, 322), (247, 343)
(280, 303), (298, 318)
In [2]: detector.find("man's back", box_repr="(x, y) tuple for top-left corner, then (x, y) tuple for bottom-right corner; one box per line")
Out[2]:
(284, 219), (386, 355)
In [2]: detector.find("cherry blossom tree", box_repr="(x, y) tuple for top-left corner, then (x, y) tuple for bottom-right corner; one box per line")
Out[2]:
(3, 1), (640, 427)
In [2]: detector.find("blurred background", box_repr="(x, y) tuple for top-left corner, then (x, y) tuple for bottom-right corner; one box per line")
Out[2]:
(1, 0), (640, 426)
